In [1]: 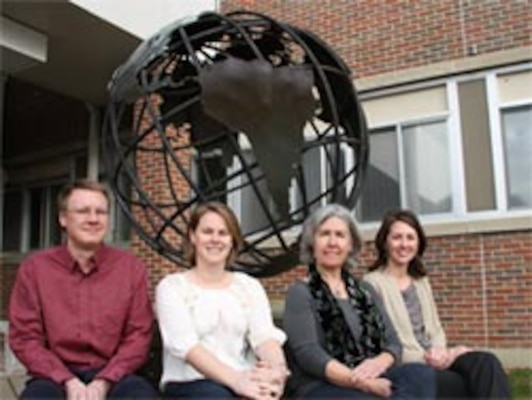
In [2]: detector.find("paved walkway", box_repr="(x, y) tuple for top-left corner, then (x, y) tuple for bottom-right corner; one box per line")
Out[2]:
(0, 375), (25, 399)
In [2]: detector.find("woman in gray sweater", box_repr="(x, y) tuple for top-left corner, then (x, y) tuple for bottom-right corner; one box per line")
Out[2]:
(283, 204), (435, 399)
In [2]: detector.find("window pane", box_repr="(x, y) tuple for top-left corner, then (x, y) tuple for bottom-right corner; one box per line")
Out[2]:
(501, 105), (532, 209)
(194, 152), (227, 204)
(358, 128), (400, 222)
(403, 121), (452, 214)
(49, 184), (63, 245)
(325, 143), (347, 203)
(238, 150), (277, 235)
(293, 145), (321, 217)
(30, 187), (44, 249)
(2, 191), (22, 251)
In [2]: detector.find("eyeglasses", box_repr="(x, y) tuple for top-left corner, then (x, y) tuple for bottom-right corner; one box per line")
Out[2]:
(65, 208), (109, 217)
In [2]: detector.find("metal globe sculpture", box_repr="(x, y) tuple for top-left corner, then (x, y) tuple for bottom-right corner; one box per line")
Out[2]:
(103, 10), (368, 277)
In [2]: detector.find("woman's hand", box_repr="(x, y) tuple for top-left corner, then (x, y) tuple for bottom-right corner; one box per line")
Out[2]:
(360, 377), (393, 398)
(232, 368), (281, 400)
(350, 353), (393, 380)
(448, 345), (471, 364)
(424, 346), (452, 369)
(253, 361), (289, 399)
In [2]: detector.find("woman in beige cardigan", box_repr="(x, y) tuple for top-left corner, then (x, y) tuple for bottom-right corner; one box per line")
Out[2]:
(363, 210), (510, 399)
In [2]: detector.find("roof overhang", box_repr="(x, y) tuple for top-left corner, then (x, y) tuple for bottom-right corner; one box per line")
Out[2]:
(1, 0), (142, 104)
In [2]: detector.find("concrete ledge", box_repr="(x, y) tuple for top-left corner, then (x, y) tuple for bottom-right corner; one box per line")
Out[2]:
(0, 375), (26, 399)
(356, 47), (532, 93)
(492, 348), (532, 370)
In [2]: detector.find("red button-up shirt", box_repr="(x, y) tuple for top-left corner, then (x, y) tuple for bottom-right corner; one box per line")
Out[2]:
(8, 244), (154, 384)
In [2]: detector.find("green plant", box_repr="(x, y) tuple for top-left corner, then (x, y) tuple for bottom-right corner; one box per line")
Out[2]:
(509, 369), (532, 399)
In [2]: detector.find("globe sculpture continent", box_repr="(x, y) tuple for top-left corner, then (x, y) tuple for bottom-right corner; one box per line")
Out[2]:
(103, 10), (368, 277)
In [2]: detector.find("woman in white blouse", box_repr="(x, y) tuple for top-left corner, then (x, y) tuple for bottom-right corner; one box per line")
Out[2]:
(156, 202), (288, 399)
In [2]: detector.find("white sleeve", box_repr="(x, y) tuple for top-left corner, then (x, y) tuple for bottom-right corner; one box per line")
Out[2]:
(155, 275), (199, 359)
(244, 276), (286, 349)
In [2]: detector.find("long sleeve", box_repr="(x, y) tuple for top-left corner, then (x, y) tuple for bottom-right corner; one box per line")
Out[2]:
(156, 275), (200, 360)
(283, 281), (332, 379)
(95, 261), (154, 383)
(243, 275), (286, 349)
(363, 270), (448, 363)
(9, 259), (75, 384)
(364, 270), (426, 363)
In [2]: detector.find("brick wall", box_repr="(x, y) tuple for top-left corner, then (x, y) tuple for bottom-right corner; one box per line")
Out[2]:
(129, 95), (192, 296)
(259, 229), (531, 349)
(221, 0), (531, 79)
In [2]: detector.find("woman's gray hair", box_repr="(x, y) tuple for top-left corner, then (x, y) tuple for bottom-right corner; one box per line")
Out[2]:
(299, 203), (362, 269)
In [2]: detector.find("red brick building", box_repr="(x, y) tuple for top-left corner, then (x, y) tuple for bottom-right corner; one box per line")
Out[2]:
(215, 0), (531, 368)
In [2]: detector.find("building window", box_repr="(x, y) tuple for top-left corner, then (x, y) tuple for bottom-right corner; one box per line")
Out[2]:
(2, 191), (23, 252)
(229, 149), (276, 236)
(500, 104), (532, 209)
(2, 182), (64, 252)
(227, 139), (350, 235)
(494, 68), (532, 212)
(403, 120), (452, 214)
(357, 119), (451, 222)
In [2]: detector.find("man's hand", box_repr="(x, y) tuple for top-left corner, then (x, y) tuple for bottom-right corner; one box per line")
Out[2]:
(65, 378), (87, 400)
(86, 379), (111, 400)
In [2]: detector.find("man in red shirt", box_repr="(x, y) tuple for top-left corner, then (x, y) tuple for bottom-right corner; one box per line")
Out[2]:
(9, 179), (158, 399)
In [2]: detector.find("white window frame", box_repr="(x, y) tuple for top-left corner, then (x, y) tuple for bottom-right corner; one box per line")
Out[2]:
(486, 64), (532, 214)
(358, 112), (460, 223)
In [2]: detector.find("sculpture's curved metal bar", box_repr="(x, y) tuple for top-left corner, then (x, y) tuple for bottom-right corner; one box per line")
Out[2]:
(103, 11), (369, 277)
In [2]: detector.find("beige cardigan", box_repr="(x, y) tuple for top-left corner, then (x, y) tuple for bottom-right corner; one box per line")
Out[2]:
(363, 269), (446, 363)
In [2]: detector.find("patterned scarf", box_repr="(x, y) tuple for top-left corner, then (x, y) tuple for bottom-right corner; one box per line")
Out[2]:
(307, 264), (385, 367)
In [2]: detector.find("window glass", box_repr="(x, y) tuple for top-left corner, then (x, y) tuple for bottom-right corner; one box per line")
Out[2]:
(357, 120), (451, 222)
(357, 128), (400, 222)
(194, 151), (227, 204)
(2, 191), (22, 251)
(238, 150), (276, 235)
(403, 120), (452, 214)
(49, 184), (63, 245)
(501, 105), (532, 209)
(324, 143), (347, 203)
(292, 145), (322, 217)
(30, 187), (44, 249)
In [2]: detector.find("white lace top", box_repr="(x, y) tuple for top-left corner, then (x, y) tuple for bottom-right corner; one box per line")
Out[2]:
(155, 271), (286, 388)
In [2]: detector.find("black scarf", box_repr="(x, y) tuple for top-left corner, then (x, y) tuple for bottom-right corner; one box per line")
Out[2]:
(307, 265), (385, 367)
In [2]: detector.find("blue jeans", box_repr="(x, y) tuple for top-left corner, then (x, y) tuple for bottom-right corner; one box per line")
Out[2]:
(163, 379), (237, 398)
(384, 363), (435, 399)
(20, 369), (159, 399)
(305, 363), (435, 399)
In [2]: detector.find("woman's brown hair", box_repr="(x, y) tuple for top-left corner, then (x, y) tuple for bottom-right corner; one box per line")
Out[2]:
(183, 202), (244, 267)
(369, 209), (428, 278)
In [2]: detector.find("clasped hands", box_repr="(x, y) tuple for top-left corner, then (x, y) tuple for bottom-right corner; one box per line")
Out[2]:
(65, 378), (110, 400)
(424, 345), (471, 370)
(234, 360), (289, 400)
(347, 356), (393, 398)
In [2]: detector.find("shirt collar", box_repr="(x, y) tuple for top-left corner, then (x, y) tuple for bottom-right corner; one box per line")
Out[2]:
(57, 243), (109, 273)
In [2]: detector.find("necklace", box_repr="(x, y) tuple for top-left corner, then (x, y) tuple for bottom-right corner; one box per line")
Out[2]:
(327, 281), (345, 298)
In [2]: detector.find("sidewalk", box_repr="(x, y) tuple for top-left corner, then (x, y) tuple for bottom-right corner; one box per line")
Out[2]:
(0, 375), (25, 399)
